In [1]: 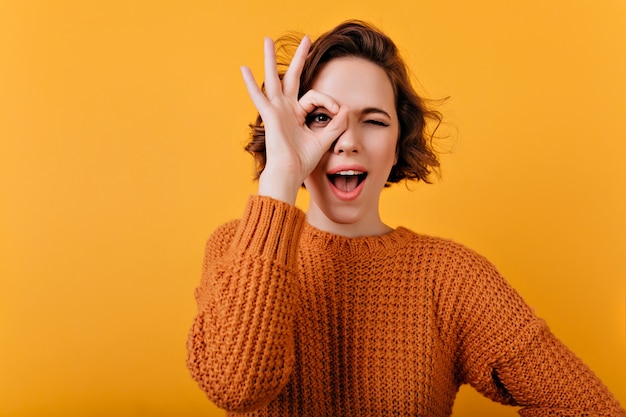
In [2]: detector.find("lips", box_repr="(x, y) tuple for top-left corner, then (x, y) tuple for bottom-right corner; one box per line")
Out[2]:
(326, 166), (368, 200)
(327, 170), (367, 191)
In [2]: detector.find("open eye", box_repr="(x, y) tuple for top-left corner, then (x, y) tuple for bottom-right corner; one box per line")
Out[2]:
(306, 112), (332, 128)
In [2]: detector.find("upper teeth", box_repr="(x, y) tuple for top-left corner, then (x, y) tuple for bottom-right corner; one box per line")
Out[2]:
(336, 170), (363, 176)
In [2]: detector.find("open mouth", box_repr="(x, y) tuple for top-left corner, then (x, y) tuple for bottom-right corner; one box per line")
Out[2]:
(327, 170), (368, 193)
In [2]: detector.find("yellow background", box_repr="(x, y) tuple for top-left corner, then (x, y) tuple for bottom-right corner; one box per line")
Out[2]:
(1, 0), (625, 416)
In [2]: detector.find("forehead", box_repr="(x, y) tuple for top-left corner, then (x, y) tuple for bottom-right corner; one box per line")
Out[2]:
(310, 57), (396, 113)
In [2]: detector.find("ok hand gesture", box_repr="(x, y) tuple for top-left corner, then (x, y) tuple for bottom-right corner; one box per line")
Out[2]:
(241, 36), (348, 205)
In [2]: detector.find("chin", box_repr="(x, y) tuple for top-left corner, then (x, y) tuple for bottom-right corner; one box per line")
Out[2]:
(321, 205), (367, 227)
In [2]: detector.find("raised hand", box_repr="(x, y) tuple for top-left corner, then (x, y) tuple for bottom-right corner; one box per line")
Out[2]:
(240, 36), (348, 205)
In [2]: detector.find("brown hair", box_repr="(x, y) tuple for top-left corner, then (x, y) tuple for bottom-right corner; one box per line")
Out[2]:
(246, 20), (442, 184)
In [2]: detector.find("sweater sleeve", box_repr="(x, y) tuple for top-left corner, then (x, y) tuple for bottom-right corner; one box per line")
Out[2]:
(435, 243), (625, 416)
(186, 195), (306, 412)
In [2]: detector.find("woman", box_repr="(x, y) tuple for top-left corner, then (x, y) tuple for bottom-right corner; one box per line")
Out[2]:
(186, 20), (624, 416)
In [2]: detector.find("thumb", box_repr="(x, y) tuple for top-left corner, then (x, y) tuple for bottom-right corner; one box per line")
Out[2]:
(317, 105), (349, 151)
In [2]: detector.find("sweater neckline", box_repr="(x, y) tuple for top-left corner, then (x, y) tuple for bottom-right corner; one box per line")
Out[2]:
(300, 222), (416, 259)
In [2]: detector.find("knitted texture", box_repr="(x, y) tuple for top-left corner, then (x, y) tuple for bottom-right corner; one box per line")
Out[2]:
(187, 196), (625, 417)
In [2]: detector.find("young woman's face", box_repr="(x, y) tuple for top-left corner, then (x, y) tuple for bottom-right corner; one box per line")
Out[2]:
(303, 57), (399, 237)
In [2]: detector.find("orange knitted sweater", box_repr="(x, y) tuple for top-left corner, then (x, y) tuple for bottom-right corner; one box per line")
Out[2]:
(187, 196), (625, 416)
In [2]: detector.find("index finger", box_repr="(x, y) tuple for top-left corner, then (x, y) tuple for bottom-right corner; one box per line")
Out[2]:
(282, 35), (311, 98)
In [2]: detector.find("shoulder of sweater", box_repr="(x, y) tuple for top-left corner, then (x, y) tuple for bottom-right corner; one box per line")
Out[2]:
(401, 229), (492, 263)
(398, 230), (504, 287)
(206, 219), (239, 243)
(215, 219), (240, 235)
(202, 219), (241, 258)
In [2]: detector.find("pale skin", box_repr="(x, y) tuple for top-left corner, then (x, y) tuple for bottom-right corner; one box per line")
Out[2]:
(241, 36), (400, 237)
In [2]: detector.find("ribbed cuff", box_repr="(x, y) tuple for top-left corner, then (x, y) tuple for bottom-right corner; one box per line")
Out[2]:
(230, 195), (306, 265)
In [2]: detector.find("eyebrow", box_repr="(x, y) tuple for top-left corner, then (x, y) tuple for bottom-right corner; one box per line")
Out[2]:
(362, 107), (392, 119)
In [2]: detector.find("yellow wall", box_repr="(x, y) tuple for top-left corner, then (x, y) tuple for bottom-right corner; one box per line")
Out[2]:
(1, 1), (624, 415)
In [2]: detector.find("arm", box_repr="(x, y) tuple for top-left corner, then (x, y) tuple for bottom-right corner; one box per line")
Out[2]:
(187, 33), (348, 411)
(435, 244), (625, 416)
(186, 196), (305, 411)
(240, 35), (348, 205)
(498, 323), (625, 417)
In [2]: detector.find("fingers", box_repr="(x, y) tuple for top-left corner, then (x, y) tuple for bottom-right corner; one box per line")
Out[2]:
(283, 35), (311, 98)
(240, 66), (268, 113)
(243, 35), (313, 108)
(317, 105), (349, 150)
(263, 37), (281, 99)
(298, 90), (346, 150)
(298, 89), (339, 115)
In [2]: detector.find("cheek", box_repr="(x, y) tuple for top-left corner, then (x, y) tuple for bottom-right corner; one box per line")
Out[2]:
(379, 133), (399, 164)
(305, 160), (328, 189)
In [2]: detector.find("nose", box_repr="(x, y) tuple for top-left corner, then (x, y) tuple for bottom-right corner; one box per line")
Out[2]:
(332, 124), (360, 154)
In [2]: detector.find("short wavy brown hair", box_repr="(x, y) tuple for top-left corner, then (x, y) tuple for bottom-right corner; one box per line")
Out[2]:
(246, 20), (442, 184)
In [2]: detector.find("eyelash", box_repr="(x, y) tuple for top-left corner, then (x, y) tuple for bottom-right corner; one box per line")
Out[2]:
(366, 120), (389, 127)
(306, 113), (332, 125)
(306, 113), (390, 127)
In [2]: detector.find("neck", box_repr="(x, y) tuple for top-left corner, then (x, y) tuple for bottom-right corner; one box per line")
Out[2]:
(305, 204), (393, 238)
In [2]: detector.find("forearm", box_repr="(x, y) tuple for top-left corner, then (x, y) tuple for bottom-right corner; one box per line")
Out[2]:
(257, 167), (302, 205)
(435, 247), (624, 416)
(187, 196), (306, 411)
(501, 325), (625, 417)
